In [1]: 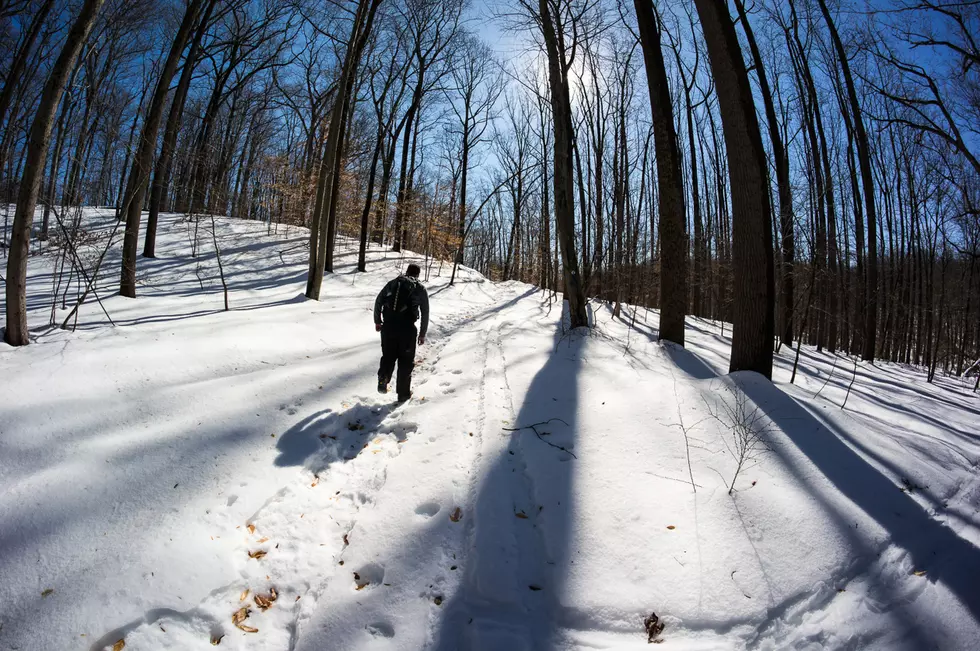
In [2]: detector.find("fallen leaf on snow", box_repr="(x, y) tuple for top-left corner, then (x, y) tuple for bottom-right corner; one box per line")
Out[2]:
(449, 507), (463, 522)
(240, 589), (250, 601)
(112, 640), (125, 651)
(254, 587), (278, 611)
(210, 633), (224, 645)
(913, 570), (927, 576)
(41, 589), (54, 598)
(257, 537), (269, 544)
(232, 607), (258, 633)
(248, 550), (267, 560)
(434, 596), (443, 605)
(247, 524), (256, 534)
(666, 525), (676, 530)
(515, 511), (528, 519)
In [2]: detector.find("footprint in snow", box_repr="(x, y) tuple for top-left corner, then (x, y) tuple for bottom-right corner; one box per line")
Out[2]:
(415, 502), (441, 517)
(353, 563), (385, 591)
(366, 622), (395, 638)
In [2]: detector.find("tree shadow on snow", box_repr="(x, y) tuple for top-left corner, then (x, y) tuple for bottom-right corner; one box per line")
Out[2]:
(733, 372), (980, 634)
(431, 315), (583, 650)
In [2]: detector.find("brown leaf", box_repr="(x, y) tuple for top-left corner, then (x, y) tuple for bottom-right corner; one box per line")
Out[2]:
(41, 588), (54, 598)
(257, 537), (269, 544)
(248, 550), (267, 560)
(254, 587), (278, 611)
(247, 524), (256, 535)
(232, 607), (259, 633)
(112, 640), (125, 651)
(232, 607), (248, 625)
(913, 570), (927, 577)
(210, 633), (224, 645)
(240, 589), (250, 602)
(515, 511), (528, 519)
(449, 507), (462, 522)
(666, 525), (676, 530)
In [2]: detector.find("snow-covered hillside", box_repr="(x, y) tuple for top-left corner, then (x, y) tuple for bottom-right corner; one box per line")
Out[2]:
(1, 211), (978, 650)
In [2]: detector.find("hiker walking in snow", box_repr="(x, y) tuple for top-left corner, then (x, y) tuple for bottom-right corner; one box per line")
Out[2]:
(375, 263), (429, 402)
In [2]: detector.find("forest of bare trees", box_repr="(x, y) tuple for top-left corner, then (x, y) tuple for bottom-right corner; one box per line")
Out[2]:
(2, 0), (978, 385)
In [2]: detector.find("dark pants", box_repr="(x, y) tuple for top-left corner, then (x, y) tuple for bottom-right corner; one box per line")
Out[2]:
(379, 321), (417, 398)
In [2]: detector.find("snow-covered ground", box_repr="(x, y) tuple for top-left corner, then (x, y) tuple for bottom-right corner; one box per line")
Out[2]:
(1, 209), (978, 651)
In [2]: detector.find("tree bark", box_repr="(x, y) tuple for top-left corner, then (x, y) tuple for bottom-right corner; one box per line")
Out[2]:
(5, 0), (105, 346)
(734, 0), (794, 347)
(538, 0), (588, 328)
(305, 0), (381, 299)
(119, 0), (204, 297)
(693, 0), (775, 378)
(816, 0), (877, 361)
(635, 0), (687, 345)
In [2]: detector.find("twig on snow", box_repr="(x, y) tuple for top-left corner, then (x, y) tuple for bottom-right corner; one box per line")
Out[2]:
(503, 418), (576, 458)
(813, 353), (841, 399)
(842, 358), (859, 410)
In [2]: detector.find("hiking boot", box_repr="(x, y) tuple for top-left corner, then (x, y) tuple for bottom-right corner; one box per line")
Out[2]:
(397, 392), (412, 403)
(378, 378), (388, 394)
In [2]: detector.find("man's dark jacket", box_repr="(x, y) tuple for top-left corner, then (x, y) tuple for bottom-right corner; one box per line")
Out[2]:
(374, 275), (429, 336)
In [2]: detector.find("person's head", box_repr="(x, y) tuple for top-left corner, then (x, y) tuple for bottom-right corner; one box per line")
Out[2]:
(406, 263), (421, 278)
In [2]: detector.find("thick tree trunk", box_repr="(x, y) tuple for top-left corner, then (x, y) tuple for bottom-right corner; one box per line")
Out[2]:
(734, 0), (794, 347)
(693, 0), (775, 378)
(5, 0), (105, 346)
(635, 0), (688, 345)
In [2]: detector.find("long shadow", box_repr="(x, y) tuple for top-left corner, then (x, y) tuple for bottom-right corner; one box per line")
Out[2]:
(275, 401), (400, 468)
(734, 372), (980, 623)
(432, 318), (582, 649)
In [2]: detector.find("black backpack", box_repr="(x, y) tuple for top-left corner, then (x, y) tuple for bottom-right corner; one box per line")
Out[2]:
(382, 276), (418, 320)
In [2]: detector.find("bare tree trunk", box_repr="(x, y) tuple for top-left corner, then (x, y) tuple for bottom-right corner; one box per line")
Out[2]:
(4, 0), (104, 346)
(305, 0), (381, 299)
(145, 0), (217, 258)
(0, 0), (55, 148)
(816, 0), (877, 361)
(734, 0), (794, 347)
(693, 0), (775, 378)
(358, 122), (385, 272)
(119, 0), (204, 297)
(635, 0), (687, 345)
(537, 0), (588, 328)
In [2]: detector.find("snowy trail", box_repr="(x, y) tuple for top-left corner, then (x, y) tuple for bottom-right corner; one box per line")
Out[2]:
(83, 281), (504, 651)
